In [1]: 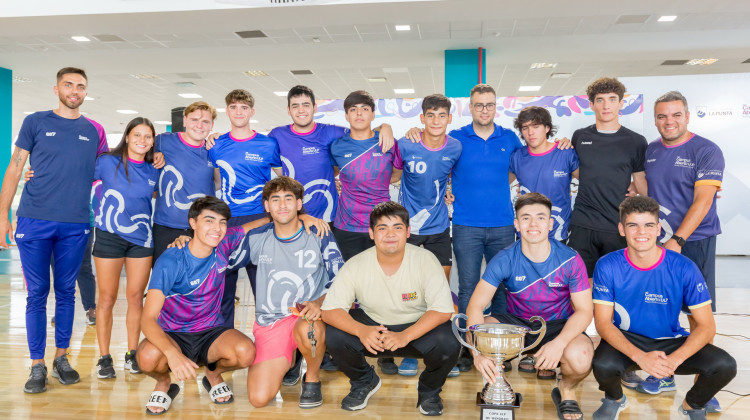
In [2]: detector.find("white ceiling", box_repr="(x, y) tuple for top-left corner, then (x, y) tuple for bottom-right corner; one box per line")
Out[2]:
(2, 0), (750, 135)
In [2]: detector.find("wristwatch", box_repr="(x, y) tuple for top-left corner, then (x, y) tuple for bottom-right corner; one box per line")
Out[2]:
(671, 235), (686, 247)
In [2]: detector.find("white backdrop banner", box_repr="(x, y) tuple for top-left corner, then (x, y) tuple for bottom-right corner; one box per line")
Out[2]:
(622, 73), (750, 255)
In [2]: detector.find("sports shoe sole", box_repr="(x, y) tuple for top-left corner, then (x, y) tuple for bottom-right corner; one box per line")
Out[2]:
(299, 398), (323, 408)
(419, 404), (443, 416)
(97, 370), (116, 379)
(342, 378), (382, 411)
(51, 368), (80, 385)
(398, 369), (418, 376)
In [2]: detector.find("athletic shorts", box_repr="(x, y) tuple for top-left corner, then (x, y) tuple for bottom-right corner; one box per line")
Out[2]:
(680, 235), (717, 313)
(252, 315), (298, 366)
(488, 312), (590, 357)
(153, 223), (193, 264)
(166, 326), (231, 370)
(92, 228), (153, 259)
(567, 225), (626, 277)
(407, 227), (452, 266)
(332, 227), (374, 262)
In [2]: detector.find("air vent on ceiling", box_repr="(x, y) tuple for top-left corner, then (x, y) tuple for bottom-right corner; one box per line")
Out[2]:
(235, 30), (268, 39)
(290, 70), (313, 75)
(661, 60), (689, 66)
(615, 15), (650, 24)
(93, 34), (126, 42)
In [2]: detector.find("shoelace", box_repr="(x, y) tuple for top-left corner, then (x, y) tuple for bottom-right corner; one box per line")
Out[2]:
(56, 356), (73, 372)
(30, 364), (46, 379)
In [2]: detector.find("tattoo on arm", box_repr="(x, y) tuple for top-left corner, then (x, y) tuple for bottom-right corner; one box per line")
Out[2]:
(12, 151), (22, 167)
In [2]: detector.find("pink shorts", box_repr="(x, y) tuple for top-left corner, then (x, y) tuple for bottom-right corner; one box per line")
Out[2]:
(252, 314), (298, 365)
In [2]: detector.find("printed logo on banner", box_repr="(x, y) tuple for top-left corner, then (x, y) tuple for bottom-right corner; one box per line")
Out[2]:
(695, 106), (732, 118)
(696, 107), (707, 118)
(743, 104), (750, 118)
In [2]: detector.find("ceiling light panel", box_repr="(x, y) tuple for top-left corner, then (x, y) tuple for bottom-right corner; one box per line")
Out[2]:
(394, 88), (415, 94)
(178, 93), (202, 98)
(657, 15), (677, 22)
(530, 63), (557, 69)
(518, 86), (541, 92)
(71, 36), (90, 42)
(395, 25), (411, 31)
(686, 58), (718, 66)
(117, 110), (138, 114)
(245, 70), (269, 77)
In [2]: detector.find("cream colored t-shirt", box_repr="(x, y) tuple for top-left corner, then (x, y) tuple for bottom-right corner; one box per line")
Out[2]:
(322, 244), (454, 325)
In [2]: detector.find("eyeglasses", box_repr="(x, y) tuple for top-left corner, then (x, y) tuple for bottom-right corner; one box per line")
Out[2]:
(472, 103), (496, 111)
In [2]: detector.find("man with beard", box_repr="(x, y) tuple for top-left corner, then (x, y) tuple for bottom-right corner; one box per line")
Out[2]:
(0, 67), (108, 393)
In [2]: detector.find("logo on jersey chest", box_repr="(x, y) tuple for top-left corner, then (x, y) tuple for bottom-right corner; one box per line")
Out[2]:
(553, 170), (568, 178)
(190, 278), (201, 286)
(344, 153), (352, 158)
(644, 291), (668, 304)
(580, 141), (592, 145)
(79, 135), (90, 141)
(245, 152), (264, 162)
(372, 152), (383, 157)
(515, 276), (526, 282)
(46, 132), (56, 137)
(442, 156), (451, 161)
(258, 254), (272, 265)
(647, 158), (656, 163)
(402, 292), (418, 302)
(148, 179), (156, 187)
(674, 156), (695, 168)
(302, 147), (320, 155)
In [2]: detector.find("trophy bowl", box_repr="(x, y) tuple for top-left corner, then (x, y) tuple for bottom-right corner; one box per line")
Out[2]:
(453, 314), (546, 406)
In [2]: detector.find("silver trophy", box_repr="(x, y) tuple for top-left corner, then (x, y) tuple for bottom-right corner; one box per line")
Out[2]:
(453, 313), (546, 407)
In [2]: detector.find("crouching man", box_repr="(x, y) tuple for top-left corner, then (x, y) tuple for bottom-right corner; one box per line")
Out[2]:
(322, 202), (461, 416)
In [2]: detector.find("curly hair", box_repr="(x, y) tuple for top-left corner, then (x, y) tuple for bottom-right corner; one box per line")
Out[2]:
(586, 77), (626, 102)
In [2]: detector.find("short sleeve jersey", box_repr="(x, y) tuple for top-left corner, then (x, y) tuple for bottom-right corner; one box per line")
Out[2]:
(330, 133), (397, 232)
(393, 136), (462, 235)
(645, 134), (724, 241)
(449, 123), (523, 227)
(482, 240), (589, 321)
(269, 123), (347, 222)
(592, 248), (712, 339)
(209, 131), (281, 217)
(571, 125), (647, 233)
(153, 132), (215, 229)
(147, 226), (248, 333)
(322, 244), (455, 325)
(94, 155), (159, 247)
(510, 145), (579, 241)
(241, 223), (344, 326)
(15, 111), (108, 224)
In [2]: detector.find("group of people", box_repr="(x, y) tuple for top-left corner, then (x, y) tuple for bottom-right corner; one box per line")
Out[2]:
(0, 66), (736, 419)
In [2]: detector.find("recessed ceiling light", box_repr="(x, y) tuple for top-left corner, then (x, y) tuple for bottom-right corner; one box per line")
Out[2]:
(530, 63), (557, 69)
(686, 58), (718, 66)
(84, 96), (95, 101)
(394, 88), (415, 94)
(250, 120), (259, 124)
(116, 110), (138, 114)
(274, 91), (288, 97)
(216, 108), (226, 113)
(658, 15), (677, 22)
(244, 70), (269, 77)
(178, 93), (202, 99)
(154, 121), (172, 125)
(518, 86), (541, 92)
(367, 77), (387, 83)
(550, 73), (572, 79)
(395, 25), (411, 31)
(71, 36), (90, 42)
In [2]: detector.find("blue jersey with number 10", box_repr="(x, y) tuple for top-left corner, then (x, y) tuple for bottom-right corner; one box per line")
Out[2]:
(394, 136), (462, 235)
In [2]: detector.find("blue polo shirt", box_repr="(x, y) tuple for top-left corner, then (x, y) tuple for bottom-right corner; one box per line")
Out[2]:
(449, 123), (523, 227)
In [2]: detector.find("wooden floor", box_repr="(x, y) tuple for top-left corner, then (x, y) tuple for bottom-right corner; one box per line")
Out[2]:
(0, 246), (748, 419)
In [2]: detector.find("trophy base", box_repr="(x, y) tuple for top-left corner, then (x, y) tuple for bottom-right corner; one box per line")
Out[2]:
(476, 392), (522, 420)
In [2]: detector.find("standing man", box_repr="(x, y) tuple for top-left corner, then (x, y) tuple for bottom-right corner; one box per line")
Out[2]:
(322, 202), (460, 416)
(591, 196), (736, 420)
(640, 91), (725, 410)
(269, 85), (395, 223)
(391, 94), (462, 377)
(0, 67), (108, 393)
(152, 101), (217, 262)
(468, 193), (592, 420)
(209, 89), (282, 327)
(449, 84), (523, 371)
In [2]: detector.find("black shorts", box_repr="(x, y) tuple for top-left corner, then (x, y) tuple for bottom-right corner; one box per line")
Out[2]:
(92, 228), (153, 259)
(488, 312), (590, 357)
(166, 326), (231, 370)
(153, 223), (193, 264)
(332, 227), (374, 261)
(567, 225), (626, 277)
(407, 227), (452, 266)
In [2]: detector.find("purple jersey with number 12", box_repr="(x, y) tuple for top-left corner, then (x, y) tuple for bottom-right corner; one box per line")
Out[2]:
(330, 132), (397, 232)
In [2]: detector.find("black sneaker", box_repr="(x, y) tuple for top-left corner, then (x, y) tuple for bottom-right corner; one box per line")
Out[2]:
(283, 351), (303, 386)
(85, 308), (96, 326)
(97, 354), (116, 379)
(418, 394), (444, 416)
(377, 357), (398, 375)
(299, 373), (323, 408)
(124, 350), (141, 374)
(456, 349), (473, 372)
(24, 364), (48, 394)
(341, 371), (381, 411)
(321, 353), (339, 371)
(52, 354), (80, 385)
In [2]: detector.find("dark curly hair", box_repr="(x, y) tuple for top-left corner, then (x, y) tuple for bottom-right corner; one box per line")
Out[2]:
(586, 77), (626, 102)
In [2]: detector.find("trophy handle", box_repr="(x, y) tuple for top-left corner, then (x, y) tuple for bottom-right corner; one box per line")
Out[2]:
(520, 316), (547, 354)
(451, 314), (479, 353)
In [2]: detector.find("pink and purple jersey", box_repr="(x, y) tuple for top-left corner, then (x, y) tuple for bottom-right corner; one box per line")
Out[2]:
(645, 134), (724, 241)
(15, 111), (108, 224)
(510, 144), (579, 241)
(269, 123), (346, 222)
(593, 247), (712, 339)
(148, 226), (249, 332)
(482, 239), (589, 321)
(330, 133), (397, 232)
